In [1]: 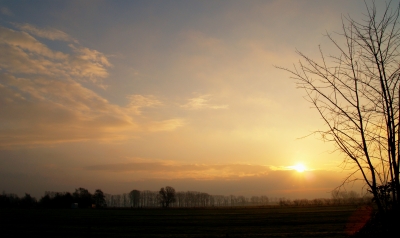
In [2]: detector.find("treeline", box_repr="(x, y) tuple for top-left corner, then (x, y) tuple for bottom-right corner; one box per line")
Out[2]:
(0, 193), (37, 208)
(279, 190), (373, 207)
(0, 188), (106, 209)
(106, 190), (269, 208)
(0, 187), (269, 209)
(1, 187), (372, 209)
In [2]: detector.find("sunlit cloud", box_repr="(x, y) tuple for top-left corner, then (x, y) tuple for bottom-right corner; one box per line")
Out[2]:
(0, 74), (136, 148)
(181, 94), (228, 110)
(68, 44), (112, 85)
(0, 26), (112, 87)
(147, 118), (185, 132)
(0, 26), (67, 61)
(0, 24), (182, 148)
(12, 23), (78, 43)
(82, 160), (349, 198)
(126, 94), (162, 115)
(84, 160), (271, 179)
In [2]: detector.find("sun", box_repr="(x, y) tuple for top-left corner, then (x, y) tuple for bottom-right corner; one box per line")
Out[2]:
(292, 163), (306, 173)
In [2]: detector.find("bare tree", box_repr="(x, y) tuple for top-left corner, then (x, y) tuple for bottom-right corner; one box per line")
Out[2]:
(93, 189), (106, 208)
(129, 190), (140, 208)
(159, 186), (176, 208)
(279, 1), (400, 213)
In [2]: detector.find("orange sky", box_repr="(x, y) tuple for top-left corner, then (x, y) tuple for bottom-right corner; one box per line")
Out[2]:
(0, 0), (390, 199)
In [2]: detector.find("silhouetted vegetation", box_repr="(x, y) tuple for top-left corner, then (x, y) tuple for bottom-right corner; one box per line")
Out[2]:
(0, 192), (36, 208)
(93, 189), (106, 208)
(0, 187), (379, 237)
(1, 187), (373, 210)
(1, 188), (108, 209)
(279, 0), (400, 215)
(39, 191), (74, 208)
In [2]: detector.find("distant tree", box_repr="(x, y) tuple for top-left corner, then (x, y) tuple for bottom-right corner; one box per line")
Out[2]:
(55, 192), (73, 208)
(122, 193), (130, 207)
(129, 190), (140, 208)
(73, 187), (93, 208)
(39, 191), (74, 208)
(0, 192), (20, 208)
(93, 189), (106, 208)
(175, 191), (185, 207)
(159, 186), (176, 208)
(39, 194), (52, 208)
(20, 193), (37, 208)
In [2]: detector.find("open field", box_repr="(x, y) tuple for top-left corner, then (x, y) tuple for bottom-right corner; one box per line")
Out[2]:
(0, 205), (370, 237)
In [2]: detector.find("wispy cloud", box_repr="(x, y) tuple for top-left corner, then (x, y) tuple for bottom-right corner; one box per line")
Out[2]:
(85, 160), (271, 179)
(0, 25), (183, 148)
(12, 23), (78, 43)
(147, 118), (185, 132)
(0, 26), (67, 60)
(181, 94), (228, 110)
(0, 73), (135, 148)
(126, 95), (162, 115)
(83, 160), (346, 198)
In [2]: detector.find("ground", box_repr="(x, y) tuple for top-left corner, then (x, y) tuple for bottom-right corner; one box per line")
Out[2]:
(1, 205), (368, 237)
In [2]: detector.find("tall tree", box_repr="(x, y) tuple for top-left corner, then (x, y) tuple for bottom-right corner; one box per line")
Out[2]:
(159, 186), (176, 208)
(129, 190), (140, 208)
(73, 187), (93, 208)
(279, 1), (400, 213)
(93, 189), (106, 208)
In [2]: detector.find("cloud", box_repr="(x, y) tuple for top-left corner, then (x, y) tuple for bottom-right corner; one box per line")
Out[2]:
(85, 160), (271, 179)
(12, 23), (78, 43)
(126, 94), (162, 115)
(68, 44), (112, 85)
(83, 160), (349, 198)
(181, 94), (228, 110)
(0, 26), (67, 60)
(0, 24), (183, 148)
(0, 73), (136, 148)
(0, 26), (111, 86)
(147, 118), (185, 132)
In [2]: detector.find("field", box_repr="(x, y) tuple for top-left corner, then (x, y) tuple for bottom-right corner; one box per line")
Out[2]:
(0, 205), (370, 237)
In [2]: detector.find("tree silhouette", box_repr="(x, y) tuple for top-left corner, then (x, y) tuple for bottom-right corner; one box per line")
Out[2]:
(73, 187), (93, 208)
(20, 193), (36, 208)
(93, 189), (106, 208)
(159, 186), (176, 208)
(279, 1), (400, 213)
(129, 190), (140, 208)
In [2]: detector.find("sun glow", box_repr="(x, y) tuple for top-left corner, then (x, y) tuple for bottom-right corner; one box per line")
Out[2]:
(292, 163), (306, 173)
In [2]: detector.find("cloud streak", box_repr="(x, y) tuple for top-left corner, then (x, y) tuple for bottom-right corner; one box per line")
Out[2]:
(126, 94), (162, 115)
(0, 26), (110, 84)
(181, 94), (228, 110)
(12, 23), (78, 43)
(82, 160), (347, 198)
(85, 161), (272, 181)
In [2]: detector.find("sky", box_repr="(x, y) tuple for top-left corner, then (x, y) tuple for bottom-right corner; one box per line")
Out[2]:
(0, 0), (395, 199)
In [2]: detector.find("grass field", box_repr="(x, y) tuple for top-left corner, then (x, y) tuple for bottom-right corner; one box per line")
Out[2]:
(0, 205), (370, 237)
